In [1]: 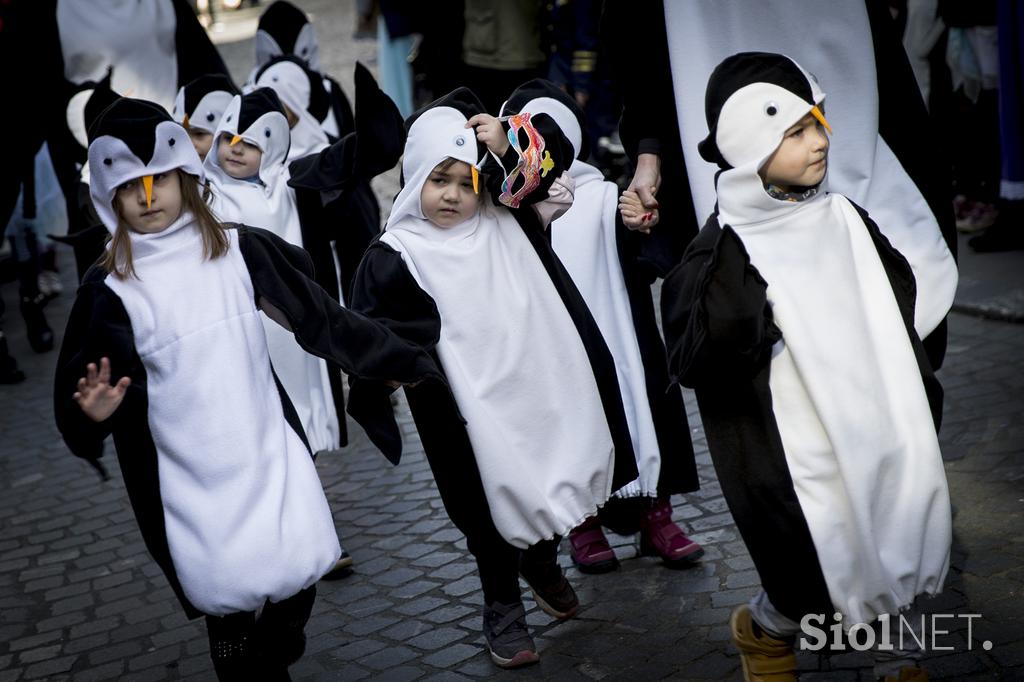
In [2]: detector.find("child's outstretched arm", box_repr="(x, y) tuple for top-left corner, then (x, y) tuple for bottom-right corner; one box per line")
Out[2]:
(237, 227), (441, 387)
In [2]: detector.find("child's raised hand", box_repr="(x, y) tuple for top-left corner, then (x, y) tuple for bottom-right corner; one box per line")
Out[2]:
(466, 114), (510, 157)
(619, 190), (659, 233)
(74, 357), (131, 422)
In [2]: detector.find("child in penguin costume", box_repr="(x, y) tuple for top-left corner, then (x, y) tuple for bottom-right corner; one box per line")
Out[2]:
(171, 73), (241, 161)
(346, 88), (639, 668)
(205, 85), (345, 457)
(661, 52), (958, 682)
(53, 96), (437, 680)
(499, 80), (703, 573)
(250, 0), (354, 141)
(204, 65), (398, 458)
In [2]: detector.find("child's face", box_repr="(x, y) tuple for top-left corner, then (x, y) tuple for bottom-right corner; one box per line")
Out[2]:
(216, 133), (263, 179)
(115, 170), (183, 234)
(759, 112), (829, 191)
(420, 159), (480, 228)
(188, 128), (214, 160)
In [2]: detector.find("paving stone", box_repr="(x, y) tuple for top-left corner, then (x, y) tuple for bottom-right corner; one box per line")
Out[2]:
(343, 614), (402, 637)
(126, 644), (181, 672)
(395, 596), (451, 617)
(72, 661), (126, 682)
(358, 645), (419, 670)
(406, 627), (467, 651)
(422, 605), (476, 625)
(21, 654), (79, 680)
(329, 638), (389, 662)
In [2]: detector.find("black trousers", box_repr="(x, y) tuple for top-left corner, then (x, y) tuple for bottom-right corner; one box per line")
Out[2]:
(204, 585), (316, 681)
(472, 534), (561, 606)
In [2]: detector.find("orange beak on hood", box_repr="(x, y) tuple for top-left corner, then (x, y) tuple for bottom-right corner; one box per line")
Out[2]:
(811, 106), (832, 134)
(230, 134), (243, 146)
(142, 175), (154, 209)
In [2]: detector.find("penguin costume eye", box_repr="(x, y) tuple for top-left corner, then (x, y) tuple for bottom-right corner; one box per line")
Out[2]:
(169, 137), (176, 146)
(104, 158), (112, 166)
(454, 135), (466, 147)
(764, 102), (779, 117)
(207, 112), (216, 122)
(226, 114), (232, 122)
(265, 127), (271, 138)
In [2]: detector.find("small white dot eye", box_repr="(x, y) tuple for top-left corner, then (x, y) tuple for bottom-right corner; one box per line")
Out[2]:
(764, 102), (779, 117)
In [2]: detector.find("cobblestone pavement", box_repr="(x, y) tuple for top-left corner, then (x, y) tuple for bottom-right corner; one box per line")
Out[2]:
(2, 2), (1022, 679)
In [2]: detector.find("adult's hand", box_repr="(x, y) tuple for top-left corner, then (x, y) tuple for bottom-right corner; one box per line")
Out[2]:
(622, 153), (662, 232)
(628, 152), (661, 209)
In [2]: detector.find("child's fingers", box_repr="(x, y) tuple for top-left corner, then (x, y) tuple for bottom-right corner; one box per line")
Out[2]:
(77, 377), (88, 392)
(86, 363), (97, 385)
(98, 357), (111, 384)
(114, 377), (132, 395)
(73, 392), (82, 403)
(465, 113), (493, 128)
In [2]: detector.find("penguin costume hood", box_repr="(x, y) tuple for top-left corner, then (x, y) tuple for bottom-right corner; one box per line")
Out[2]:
(87, 97), (204, 236)
(387, 88), (488, 230)
(676, 52), (955, 626)
(498, 79), (589, 162)
(254, 0), (321, 71)
(250, 1), (354, 140)
(172, 73), (240, 137)
(253, 55), (331, 161)
(204, 87), (292, 187)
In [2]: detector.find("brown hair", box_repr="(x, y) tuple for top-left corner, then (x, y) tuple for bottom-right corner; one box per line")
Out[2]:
(103, 170), (230, 280)
(433, 157), (459, 173)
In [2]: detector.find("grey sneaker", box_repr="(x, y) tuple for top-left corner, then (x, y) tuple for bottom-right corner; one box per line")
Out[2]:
(482, 601), (539, 668)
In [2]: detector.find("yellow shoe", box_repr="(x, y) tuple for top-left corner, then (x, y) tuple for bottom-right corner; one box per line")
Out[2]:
(882, 666), (929, 682)
(730, 605), (797, 682)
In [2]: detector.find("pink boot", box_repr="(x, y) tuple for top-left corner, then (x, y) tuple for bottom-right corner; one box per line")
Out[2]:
(568, 517), (619, 574)
(640, 497), (704, 568)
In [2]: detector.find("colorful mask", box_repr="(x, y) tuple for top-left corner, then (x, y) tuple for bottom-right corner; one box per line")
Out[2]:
(499, 113), (546, 209)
